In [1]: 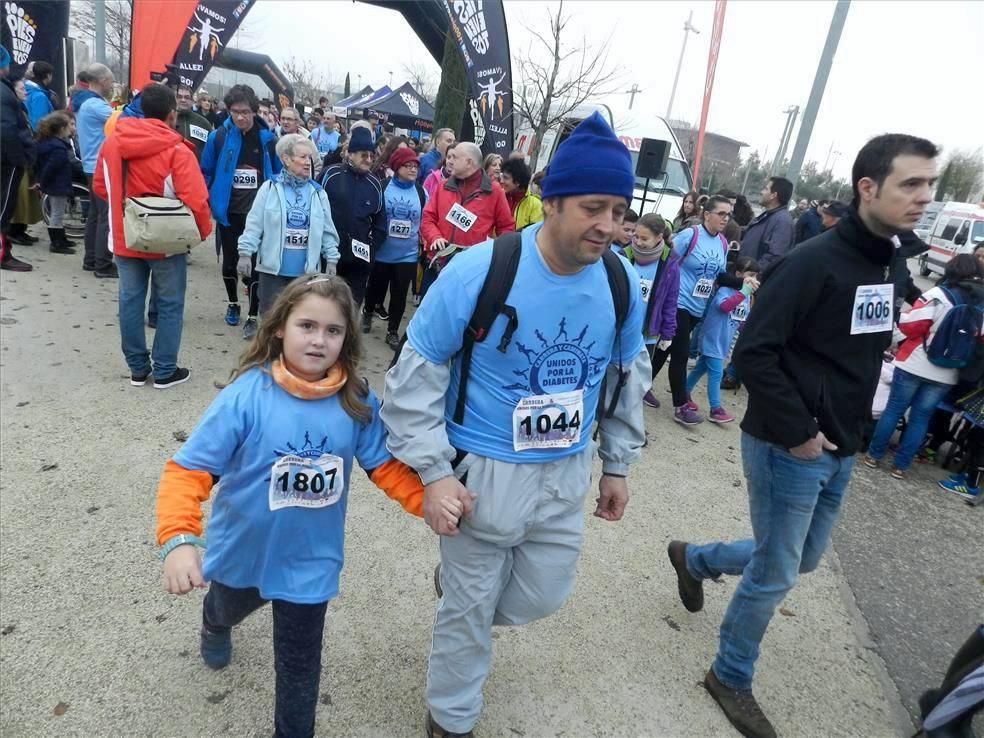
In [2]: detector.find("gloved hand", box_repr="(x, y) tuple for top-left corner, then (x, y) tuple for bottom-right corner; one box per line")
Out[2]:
(657, 338), (673, 352)
(325, 262), (337, 278)
(237, 254), (252, 278)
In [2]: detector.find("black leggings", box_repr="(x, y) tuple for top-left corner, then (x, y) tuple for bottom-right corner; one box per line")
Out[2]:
(218, 213), (258, 317)
(204, 581), (328, 738)
(365, 261), (417, 333)
(650, 309), (701, 407)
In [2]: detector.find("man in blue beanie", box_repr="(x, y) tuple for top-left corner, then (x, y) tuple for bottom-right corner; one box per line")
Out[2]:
(382, 112), (651, 737)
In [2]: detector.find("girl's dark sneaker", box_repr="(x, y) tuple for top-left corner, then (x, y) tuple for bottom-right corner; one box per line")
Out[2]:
(199, 624), (232, 670)
(673, 405), (704, 425)
(643, 390), (660, 408)
(709, 407), (735, 424)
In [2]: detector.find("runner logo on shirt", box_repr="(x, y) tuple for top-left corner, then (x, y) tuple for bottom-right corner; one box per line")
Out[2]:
(501, 317), (608, 394)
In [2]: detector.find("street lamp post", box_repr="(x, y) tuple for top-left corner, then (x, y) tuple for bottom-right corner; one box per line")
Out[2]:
(666, 10), (700, 121)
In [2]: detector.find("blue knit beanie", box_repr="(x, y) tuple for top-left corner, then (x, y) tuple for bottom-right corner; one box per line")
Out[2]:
(348, 126), (374, 153)
(540, 112), (634, 202)
(0, 45), (10, 71)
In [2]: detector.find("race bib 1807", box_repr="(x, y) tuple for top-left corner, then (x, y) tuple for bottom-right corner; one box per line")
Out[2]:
(232, 168), (258, 190)
(692, 278), (714, 300)
(851, 284), (894, 335)
(512, 389), (584, 451)
(284, 228), (309, 250)
(351, 238), (371, 263)
(640, 278), (654, 303)
(445, 202), (478, 232)
(268, 453), (344, 511)
(388, 219), (412, 239)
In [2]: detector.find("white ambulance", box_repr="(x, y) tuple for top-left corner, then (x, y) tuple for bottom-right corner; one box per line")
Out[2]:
(917, 202), (984, 276)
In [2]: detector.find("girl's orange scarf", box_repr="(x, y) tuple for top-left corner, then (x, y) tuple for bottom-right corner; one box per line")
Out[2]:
(271, 358), (346, 400)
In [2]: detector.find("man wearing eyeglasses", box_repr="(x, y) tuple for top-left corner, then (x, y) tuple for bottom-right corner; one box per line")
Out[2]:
(739, 176), (795, 271)
(175, 85), (212, 160)
(200, 84), (281, 339)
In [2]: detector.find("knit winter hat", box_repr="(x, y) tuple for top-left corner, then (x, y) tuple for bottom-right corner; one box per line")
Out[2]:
(0, 45), (10, 71)
(540, 112), (634, 203)
(388, 146), (419, 173)
(348, 125), (374, 153)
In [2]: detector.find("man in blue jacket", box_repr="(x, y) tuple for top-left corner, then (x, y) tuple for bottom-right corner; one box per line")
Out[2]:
(738, 176), (795, 271)
(320, 125), (385, 307)
(200, 84), (280, 339)
(23, 61), (55, 129)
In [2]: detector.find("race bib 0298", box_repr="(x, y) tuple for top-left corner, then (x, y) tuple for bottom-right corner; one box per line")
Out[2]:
(268, 453), (344, 511)
(851, 284), (894, 335)
(232, 168), (258, 190)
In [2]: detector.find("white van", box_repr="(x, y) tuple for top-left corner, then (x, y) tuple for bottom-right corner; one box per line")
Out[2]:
(513, 104), (693, 222)
(917, 202), (984, 276)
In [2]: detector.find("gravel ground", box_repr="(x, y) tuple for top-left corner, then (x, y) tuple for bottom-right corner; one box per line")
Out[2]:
(1, 236), (909, 737)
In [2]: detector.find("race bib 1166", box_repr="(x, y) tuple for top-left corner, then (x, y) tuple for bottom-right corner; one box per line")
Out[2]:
(851, 284), (893, 335)
(268, 453), (344, 511)
(445, 203), (478, 232)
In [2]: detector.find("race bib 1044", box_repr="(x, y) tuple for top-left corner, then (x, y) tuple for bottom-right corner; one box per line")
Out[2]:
(351, 238), (371, 263)
(851, 284), (894, 335)
(388, 219), (412, 239)
(512, 389), (584, 451)
(268, 453), (344, 511)
(692, 278), (714, 300)
(284, 228), (309, 250)
(445, 202), (478, 232)
(232, 168), (258, 190)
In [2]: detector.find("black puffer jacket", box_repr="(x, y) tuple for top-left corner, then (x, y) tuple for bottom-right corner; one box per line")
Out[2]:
(735, 208), (901, 455)
(1, 77), (35, 168)
(321, 162), (386, 265)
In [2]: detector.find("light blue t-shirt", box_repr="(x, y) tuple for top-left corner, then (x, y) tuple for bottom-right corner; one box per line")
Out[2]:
(376, 178), (422, 264)
(699, 286), (749, 360)
(77, 96), (112, 174)
(173, 367), (391, 604)
(407, 222), (645, 464)
(672, 225), (727, 317)
(632, 258), (660, 345)
(310, 127), (340, 155)
(279, 179), (314, 277)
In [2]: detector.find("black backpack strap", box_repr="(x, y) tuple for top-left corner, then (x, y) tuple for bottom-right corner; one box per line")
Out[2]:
(415, 182), (426, 211)
(452, 231), (523, 425)
(594, 250), (632, 439)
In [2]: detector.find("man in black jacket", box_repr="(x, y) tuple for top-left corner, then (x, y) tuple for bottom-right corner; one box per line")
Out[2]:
(320, 125), (385, 306)
(1, 47), (35, 272)
(667, 134), (939, 738)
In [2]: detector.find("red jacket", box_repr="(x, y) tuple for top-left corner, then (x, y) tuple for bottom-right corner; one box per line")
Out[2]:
(420, 170), (515, 249)
(93, 117), (212, 260)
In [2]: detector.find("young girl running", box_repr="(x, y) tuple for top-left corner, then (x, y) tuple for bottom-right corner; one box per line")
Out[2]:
(631, 214), (681, 410)
(155, 275), (465, 738)
(685, 256), (759, 423)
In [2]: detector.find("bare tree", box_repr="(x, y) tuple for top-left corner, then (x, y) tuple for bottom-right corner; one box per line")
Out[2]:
(513, 0), (621, 169)
(281, 56), (338, 108)
(401, 61), (439, 105)
(70, 0), (132, 85)
(935, 148), (984, 203)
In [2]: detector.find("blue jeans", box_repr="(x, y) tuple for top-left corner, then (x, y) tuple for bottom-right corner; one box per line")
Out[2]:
(116, 254), (187, 380)
(686, 432), (854, 690)
(867, 367), (950, 471)
(686, 355), (724, 409)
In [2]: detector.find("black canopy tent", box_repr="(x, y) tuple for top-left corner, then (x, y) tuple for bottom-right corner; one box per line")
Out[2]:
(361, 82), (435, 133)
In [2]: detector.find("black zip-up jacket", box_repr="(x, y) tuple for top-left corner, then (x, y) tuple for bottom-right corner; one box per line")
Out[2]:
(321, 162), (385, 265)
(734, 208), (899, 456)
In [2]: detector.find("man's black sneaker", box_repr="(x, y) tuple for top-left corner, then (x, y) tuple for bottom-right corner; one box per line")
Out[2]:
(385, 331), (401, 349)
(154, 367), (191, 389)
(94, 266), (118, 279)
(426, 711), (473, 738)
(82, 263), (95, 272)
(50, 242), (76, 254)
(373, 305), (389, 320)
(361, 311), (372, 334)
(667, 541), (704, 612)
(243, 317), (258, 340)
(703, 669), (777, 738)
(130, 371), (151, 387)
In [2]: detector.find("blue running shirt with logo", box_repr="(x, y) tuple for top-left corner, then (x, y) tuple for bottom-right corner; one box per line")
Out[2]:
(672, 226), (727, 317)
(407, 222), (645, 464)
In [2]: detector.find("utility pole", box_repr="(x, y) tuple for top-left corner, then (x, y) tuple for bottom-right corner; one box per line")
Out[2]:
(666, 10), (699, 120)
(772, 105), (799, 176)
(626, 83), (643, 110)
(94, 0), (106, 64)
(786, 0), (851, 188)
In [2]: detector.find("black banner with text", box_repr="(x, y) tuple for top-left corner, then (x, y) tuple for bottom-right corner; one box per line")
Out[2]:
(1, 0), (70, 101)
(171, 0), (256, 91)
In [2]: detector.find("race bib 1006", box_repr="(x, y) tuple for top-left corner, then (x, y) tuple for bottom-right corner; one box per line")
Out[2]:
(268, 453), (344, 511)
(388, 219), (412, 239)
(512, 390), (584, 451)
(445, 202), (478, 232)
(851, 284), (894, 335)
(284, 228), (309, 250)
(351, 238), (371, 263)
(232, 168), (258, 190)
(692, 278), (714, 300)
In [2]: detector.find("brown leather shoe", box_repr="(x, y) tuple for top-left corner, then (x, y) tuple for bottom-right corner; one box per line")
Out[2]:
(426, 711), (474, 738)
(667, 541), (704, 612)
(703, 669), (776, 738)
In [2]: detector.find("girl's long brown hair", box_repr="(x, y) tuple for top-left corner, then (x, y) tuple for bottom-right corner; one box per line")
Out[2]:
(36, 111), (72, 141)
(227, 275), (371, 423)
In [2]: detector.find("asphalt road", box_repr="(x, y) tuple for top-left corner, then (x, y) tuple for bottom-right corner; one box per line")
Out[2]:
(831, 263), (983, 728)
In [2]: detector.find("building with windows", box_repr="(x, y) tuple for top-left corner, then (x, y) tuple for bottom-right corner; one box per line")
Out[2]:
(670, 121), (748, 190)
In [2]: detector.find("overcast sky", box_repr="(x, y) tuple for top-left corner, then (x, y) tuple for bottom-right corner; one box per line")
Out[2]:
(237, 0), (983, 181)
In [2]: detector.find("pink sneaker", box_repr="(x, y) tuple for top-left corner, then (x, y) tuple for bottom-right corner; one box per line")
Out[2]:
(708, 407), (735, 424)
(684, 396), (699, 412)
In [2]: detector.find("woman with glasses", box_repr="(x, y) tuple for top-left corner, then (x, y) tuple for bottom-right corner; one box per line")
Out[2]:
(650, 195), (756, 425)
